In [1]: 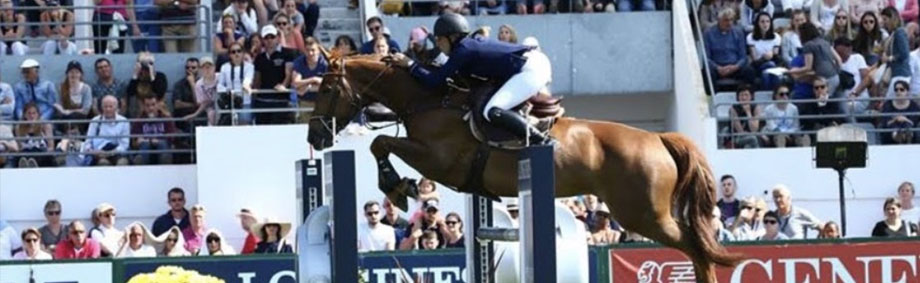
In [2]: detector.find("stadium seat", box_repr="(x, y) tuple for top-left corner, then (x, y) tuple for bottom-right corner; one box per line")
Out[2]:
(841, 123), (880, 145)
(712, 92), (736, 120)
(754, 91), (772, 103)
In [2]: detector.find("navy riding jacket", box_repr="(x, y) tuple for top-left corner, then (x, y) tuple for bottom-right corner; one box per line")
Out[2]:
(409, 37), (532, 88)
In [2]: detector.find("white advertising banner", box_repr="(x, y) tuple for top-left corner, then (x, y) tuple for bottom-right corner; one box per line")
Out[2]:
(0, 261), (112, 283)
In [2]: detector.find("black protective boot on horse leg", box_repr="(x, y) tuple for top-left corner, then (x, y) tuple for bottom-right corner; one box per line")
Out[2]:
(377, 158), (418, 211)
(487, 108), (555, 146)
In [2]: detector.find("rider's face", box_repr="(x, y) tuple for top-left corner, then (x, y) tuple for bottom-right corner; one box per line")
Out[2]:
(436, 36), (452, 54)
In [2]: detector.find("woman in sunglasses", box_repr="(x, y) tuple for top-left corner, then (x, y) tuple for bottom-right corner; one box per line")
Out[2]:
(13, 228), (52, 260)
(200, 230), (235, 256)
(729, 197), (767, 241)
(757, 210), (788, 241)
(38, 200), (68, 253)
(442, 212), (465, 248)
(274, 13), (305, 54)
(880, 80), (920, 144)
(155, 226), (190, 257)
(217, 42), (255, 125)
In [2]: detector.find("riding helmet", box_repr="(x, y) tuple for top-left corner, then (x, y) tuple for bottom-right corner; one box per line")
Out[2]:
(434, 12), (470, 37)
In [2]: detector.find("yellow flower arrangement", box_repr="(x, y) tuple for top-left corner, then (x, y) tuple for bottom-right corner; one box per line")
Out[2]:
(127, 266), (225, 283)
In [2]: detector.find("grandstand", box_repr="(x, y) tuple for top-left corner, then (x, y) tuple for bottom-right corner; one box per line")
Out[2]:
(1, 0), (919, 281)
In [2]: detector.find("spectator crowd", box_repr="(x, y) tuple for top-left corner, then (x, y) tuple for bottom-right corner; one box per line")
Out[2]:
(702, 1), (920, 147)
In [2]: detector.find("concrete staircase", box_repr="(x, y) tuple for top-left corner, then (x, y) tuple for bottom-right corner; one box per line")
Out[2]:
(314, 0), (364, 49)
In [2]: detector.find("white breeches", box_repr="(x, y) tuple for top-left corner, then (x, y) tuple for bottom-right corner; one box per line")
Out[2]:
(483, 50), (552, 120)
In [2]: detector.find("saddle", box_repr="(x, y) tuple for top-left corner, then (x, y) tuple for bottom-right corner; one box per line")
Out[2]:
(456, 77), (565, 150)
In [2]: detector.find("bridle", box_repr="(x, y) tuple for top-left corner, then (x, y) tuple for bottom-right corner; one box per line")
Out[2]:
(309, 56), (392, 137)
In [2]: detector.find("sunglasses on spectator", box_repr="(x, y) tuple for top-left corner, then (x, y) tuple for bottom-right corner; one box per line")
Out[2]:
(776, 91), (790, 96)
(71, 230), (85, 235)
(276, 21), (288, 26)
(166, 237), (178, 243)
(207, 238), (221, 243)
(896, 87), (907, 92)
(24, 237), (39, 243)
(264, 35), (277, 40)
(446, 221), (459, 225)
(46, 210), (61, 216)
(365, 211), (379, 216)
(104, 213), (116, 218)
(368, 26), (381, 32)
(764, 219), (778, 224)
(813, 85), (827, 90)
(230, 49), (243, 54)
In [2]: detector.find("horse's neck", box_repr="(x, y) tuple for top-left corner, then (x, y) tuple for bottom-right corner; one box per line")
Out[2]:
(346, 60), (428, 115)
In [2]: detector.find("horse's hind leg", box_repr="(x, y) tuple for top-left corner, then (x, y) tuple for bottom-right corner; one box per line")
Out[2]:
(370, 135), (443, 211)
(635, 217), (716, 283)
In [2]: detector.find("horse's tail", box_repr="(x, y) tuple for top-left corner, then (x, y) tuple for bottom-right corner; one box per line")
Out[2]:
(659, 133), (744, 267)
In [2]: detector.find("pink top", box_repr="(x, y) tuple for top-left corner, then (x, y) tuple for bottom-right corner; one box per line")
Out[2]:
(96, 0), (128, 17)
(889, 0), (919, 23)
(182, 226), (205, 254)
(53, 238), (101, 259)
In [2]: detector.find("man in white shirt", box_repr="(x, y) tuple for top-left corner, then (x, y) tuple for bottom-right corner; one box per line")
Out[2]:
(835, 38), (871, 119)
(90, 203), (124, 257)
(357, 200), (395, 252)
(898, 182), (919, 225)
(772, 185), (823, 239)
(0, 219), (21, 260)
(85, 95), (130, 166)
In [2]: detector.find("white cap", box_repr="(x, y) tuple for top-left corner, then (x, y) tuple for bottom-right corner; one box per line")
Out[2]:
(20, 58), (39, 69)
(199, 56), (214, 66)
(522, 36), (540, 49)
(261, 25), (278, 37)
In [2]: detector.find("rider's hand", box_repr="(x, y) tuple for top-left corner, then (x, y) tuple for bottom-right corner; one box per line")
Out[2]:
(386, 53), (411, 68)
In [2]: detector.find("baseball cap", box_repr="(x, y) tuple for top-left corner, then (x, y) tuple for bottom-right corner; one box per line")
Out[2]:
(66, 60), (83, 74)
(20, 58), (39, 69)
(423, 199), (439, 212)
(261, 25), (278, 37)
(199, 56), (215, 66)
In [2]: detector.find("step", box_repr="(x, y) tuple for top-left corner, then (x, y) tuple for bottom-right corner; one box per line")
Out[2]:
(320, 6), (360, 18)
(317, 0), (352, 8)
(318, 18), (362, 31)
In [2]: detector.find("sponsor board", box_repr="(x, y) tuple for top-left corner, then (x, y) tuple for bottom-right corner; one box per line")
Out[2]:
(610, 240), (920, 283)
(359, 250), (467, 283)
(0, 261), (112, 283)
(121, 256), (296, 283)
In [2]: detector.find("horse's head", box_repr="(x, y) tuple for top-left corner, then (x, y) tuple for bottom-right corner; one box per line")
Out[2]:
(307, 52), (391, 150)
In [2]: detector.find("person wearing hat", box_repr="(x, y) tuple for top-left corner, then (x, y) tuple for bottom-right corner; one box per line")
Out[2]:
(251, 217), (293, 254)
(360, 16), (401, 54)
(404, 26), (440, 66)
(587, 203), (620, 245)
(14, 59), (58, 121)
(0, 0), (29, 56)
(236, 208), (259, 254)
(13, 227), (52, 260)
(389, 12), (555, 146)
(505, 198), (519, 223)
(253, 24), (298, 124)
(90, 202), (124, 257)
(399, 198), (448, 250)
(53, 61), (93, 123)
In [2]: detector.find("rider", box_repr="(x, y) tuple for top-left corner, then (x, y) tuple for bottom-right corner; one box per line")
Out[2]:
(391, 13), (554, 146)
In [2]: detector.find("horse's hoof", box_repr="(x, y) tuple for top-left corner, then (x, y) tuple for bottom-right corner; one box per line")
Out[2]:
(403, 178), (419, 199)
(386, 190), (409, 212)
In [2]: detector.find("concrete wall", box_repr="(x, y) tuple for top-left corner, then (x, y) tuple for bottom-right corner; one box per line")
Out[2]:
(1, 53), (211, 95)
(667, 0), (709, 146)
(383, 13), (673, 95)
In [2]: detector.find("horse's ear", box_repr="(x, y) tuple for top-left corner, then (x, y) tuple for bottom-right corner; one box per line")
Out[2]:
(319, 44), (332, 61)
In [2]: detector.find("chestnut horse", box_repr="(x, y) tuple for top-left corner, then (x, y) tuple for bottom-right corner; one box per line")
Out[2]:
(306, 54), (742, 282)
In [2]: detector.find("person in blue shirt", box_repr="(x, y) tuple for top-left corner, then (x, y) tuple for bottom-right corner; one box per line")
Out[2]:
(14, 59), (57, 121)
(360, 16), (401, 55)
(391, 13), (554, 145)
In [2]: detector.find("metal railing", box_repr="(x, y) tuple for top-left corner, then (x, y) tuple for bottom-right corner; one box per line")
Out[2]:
(713, 96), (920, 141)
(214, 89), (316, 126)
(0, 116), (201, 166)
(0, 4), (212, 52)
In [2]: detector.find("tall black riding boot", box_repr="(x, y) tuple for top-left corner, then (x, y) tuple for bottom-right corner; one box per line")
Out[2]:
(486, 108), (554, 146)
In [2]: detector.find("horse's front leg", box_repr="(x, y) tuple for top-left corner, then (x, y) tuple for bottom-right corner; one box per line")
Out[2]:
(370, 135), (436, 211)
